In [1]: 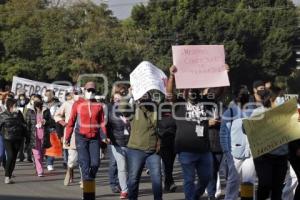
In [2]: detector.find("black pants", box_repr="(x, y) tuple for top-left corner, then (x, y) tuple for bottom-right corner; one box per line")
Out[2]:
(206, 152), (223, 197)
(4, 139), (22, 178)
(289, 153), (300, 200)
(160, 145), (176, 186)
(254, 154), (288, 200)
(18, 139), (32, 161)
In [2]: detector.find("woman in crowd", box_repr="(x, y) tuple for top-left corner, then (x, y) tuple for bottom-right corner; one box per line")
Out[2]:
(289, 97), (300, 200)
(252, 87), (289, 200)
(0, 98), (28, 184)
(106, 84), (130, 199)
(167, 65), (213, 200)
(26, 94), (55, 177)
(220, 86), (256, 200)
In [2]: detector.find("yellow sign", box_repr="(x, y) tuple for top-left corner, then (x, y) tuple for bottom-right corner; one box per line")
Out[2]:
(243, 98), (300, 158)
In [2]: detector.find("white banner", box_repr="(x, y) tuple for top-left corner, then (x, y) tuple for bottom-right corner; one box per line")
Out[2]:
(130, 61), (167, 100)
(284, 94), (299, 101)
(11, 76), (72, 102)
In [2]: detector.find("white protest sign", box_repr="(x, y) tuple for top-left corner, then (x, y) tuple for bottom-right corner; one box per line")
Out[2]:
(11, 76), (72, 102)
(130, 61), (167, 100)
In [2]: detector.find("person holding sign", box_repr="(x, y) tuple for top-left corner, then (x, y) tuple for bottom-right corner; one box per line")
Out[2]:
(251, 87), (289, 200)
(219, 86), (256, 200)
(118, 89), (163, 200)
(167, 65), (214, 200)
(288, 122), (300, 199)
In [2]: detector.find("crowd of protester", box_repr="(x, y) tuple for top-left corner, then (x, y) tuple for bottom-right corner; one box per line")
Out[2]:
(0, 64), (300, 200)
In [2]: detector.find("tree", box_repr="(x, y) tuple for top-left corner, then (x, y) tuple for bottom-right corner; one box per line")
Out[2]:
(0, 0), (143, 87)
(130, 0), (298, 88)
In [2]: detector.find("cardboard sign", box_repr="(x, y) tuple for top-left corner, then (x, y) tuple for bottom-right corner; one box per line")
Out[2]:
(243, 98), (300, 158)
(130, 61), (167, 100)
(172, 45), (230, 89)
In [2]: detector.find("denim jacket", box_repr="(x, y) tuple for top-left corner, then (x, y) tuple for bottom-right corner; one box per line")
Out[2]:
(220, 103), (252, 159)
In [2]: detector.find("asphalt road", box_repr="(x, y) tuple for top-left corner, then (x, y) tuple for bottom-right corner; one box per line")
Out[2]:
(0, 156), (223, 200)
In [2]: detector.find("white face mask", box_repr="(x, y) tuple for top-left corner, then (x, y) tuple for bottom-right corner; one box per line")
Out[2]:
(13, 107), (18, 113)
(43, 96), (49, 103)
(275, 97), (285, 106)
(74, 95), (79, 101)
(85, 91), (95, 100)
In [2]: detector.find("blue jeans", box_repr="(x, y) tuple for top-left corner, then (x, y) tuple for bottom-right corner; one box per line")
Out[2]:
(108, 145), (119, 189)
(206, 153), (223, 198)
(76, 133), (100, 181)
(178, 152), (213, 200)
(46, 156), (55, 166)
(63, 149), (68, 165)
(126, 148), (162, 200)
(0, 134), (6, 166)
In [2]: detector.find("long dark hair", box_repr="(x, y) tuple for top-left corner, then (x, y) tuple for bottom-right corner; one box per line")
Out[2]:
(262, 86), (281, 108)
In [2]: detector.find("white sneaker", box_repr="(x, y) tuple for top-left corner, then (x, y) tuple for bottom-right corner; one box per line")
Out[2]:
(4, 177), (14, 184)
(47, 165), (54, 171)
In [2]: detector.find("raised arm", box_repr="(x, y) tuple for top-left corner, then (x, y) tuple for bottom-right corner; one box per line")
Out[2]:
(166, 65), (177, 102)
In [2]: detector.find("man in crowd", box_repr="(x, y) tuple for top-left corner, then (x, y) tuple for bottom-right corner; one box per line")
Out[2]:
(65, 82), (108, 200)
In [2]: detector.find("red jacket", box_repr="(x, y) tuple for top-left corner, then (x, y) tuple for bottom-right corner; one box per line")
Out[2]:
(65, 98), (107, 141)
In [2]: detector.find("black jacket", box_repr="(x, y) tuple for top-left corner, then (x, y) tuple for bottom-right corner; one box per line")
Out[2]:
(158, 103), (176, 148)
(25, 107), (55, 149)
(0, 110), (28, 141)
(106, 104), (130, 147)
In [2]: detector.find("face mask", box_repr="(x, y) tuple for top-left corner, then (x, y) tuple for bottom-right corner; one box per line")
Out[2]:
(275, 97), (285, 106)
(34, 101), (43, 109)
(188, 89), (201, 105)
(13, 107), (18, 113)
(20, 100), (26, 106)
(43, 96), (49, 103)
(85, 91), (95, 100)
(257, 90), (266, 97)
(74, 95), (79, 101)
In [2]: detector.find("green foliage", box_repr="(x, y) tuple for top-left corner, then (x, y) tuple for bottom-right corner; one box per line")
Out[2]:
(0, 0), (298, 92)
(131, 0), (298, 87)
(0, 0), (143, 87)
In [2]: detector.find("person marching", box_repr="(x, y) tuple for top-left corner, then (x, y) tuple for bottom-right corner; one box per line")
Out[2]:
(106, 84), (130, 199)
(54, 87), (82, 186)
(65, 82), (108, 200)
(0, 98), (29, 184)
(26, 94), (55, 177)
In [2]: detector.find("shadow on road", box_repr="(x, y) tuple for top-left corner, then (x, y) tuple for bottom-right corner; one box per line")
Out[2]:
(0, 196), (75, 200)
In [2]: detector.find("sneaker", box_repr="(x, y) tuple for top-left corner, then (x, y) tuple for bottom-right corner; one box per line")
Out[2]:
(120, 192), (128, 199)
(38, 174), (44, 177)
(47, 165), (54, 171)
(112, 186), (121, 193)
(169, 183), (177, 192)
(4, 177), (14, 184)
(145, 169), (150, 175)
(164, 183), (177, 193)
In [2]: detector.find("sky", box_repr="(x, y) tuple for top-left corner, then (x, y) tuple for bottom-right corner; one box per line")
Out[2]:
(100, 0), (300, 19)
(94, 0), (148, 19)
(90, 0), (300, 19)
